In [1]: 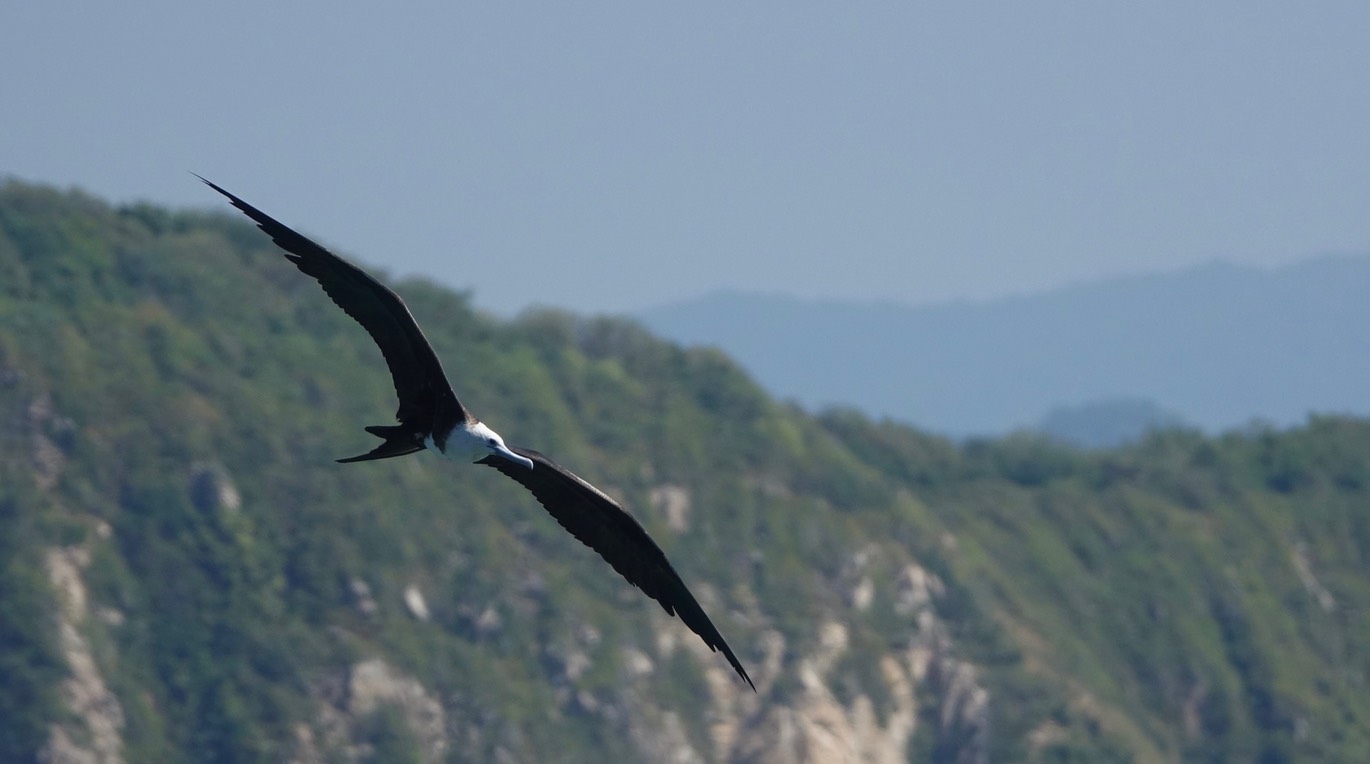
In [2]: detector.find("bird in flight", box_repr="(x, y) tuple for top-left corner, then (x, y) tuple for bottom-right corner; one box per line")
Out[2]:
(198, 176), (753, 690)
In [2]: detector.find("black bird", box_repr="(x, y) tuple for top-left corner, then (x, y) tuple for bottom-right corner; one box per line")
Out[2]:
(199, 176), (753, 690)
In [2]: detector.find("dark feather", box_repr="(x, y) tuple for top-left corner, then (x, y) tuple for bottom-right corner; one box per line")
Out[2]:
(337, 426), (426, 463)
(196, 175), (468, 432)
(480, 447), (755, 690)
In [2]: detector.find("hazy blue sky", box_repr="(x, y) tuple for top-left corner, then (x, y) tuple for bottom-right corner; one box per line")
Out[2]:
(4, 3), (1368, 316)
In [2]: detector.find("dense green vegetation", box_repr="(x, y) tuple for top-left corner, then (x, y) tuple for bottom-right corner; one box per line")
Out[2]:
(2, 179), (1368, 762)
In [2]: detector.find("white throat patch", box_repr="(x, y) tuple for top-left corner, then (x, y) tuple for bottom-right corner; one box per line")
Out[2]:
(434, 420), (509, 464)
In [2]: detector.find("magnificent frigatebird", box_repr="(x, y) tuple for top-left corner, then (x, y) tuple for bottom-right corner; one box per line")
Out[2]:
(199, 176), (753, 690)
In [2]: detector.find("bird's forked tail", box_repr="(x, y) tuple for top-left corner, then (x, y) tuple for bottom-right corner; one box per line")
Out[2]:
(337, 425), (426, 463)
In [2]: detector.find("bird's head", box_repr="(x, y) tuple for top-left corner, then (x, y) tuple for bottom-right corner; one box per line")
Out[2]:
(467, 421), (535, 470)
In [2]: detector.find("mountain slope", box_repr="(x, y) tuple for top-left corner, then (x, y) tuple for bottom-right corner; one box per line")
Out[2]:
(637, 258), (1370, 437)
(2, 179), (1369, 762)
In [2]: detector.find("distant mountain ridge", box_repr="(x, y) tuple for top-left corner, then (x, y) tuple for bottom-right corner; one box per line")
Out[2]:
(636, 255), (1370, 437)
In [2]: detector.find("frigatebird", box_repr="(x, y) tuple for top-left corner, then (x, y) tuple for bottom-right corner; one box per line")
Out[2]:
(199, 176), (753, 690)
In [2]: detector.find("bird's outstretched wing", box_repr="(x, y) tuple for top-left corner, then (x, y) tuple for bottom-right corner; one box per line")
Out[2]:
(479, 447), (755, 690)
(198, 176), (467, 429)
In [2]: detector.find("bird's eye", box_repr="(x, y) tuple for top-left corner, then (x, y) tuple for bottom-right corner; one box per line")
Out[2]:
(487, 437), (497, 446)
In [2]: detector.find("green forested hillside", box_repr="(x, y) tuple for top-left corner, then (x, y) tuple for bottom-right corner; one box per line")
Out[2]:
(1, 179), (1367, 763)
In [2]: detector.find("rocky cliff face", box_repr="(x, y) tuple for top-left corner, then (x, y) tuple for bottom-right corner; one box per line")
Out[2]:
(42, 540), (126, 764)
(31, 453), (989, 763)
(24, 392), (127, 764)
(10, 356), (997, 764)
(267, 577), (989, 764)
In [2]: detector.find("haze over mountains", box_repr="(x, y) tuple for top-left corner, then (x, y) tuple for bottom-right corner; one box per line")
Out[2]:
(637, 254), (1370, 441)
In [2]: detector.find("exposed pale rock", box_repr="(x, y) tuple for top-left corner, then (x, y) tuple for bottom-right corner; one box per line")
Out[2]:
(1290, 540), (1336, 612)
(650, 484), (692, 532)
(840, 546), (879, 612)
(1028, 719), (1069, 751)
(94, 607), (125, 627)
(642, 554), (991, 764)
(32, 430), (65, 490)
(28, 394), (69, 491)
(623, 647), (655, 679)
(39, 727), (99, 764)
(475, 605), (503, 636)
(806, 621), (849, 681)
(47, 546), (91, 619)
(403, 584), (431, 621)
(895, 563), (943, 617)
(628, 709), (706, 764)
(336, 659), (448, 762)
(349, 577), (378, 618)
(188, 462), (241, 513)
(849, 576), (874, 612)
(42, 547), (125, 764)
(564, 650), (591, 682)
(287, 723), (326, 764)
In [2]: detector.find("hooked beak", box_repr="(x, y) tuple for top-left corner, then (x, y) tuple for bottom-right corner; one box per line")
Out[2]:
(493, 443), (535, 470)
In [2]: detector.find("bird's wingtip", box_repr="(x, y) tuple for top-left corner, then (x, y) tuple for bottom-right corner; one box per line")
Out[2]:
(734, 660), (756, 692)
(191, 172), (226, 194)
